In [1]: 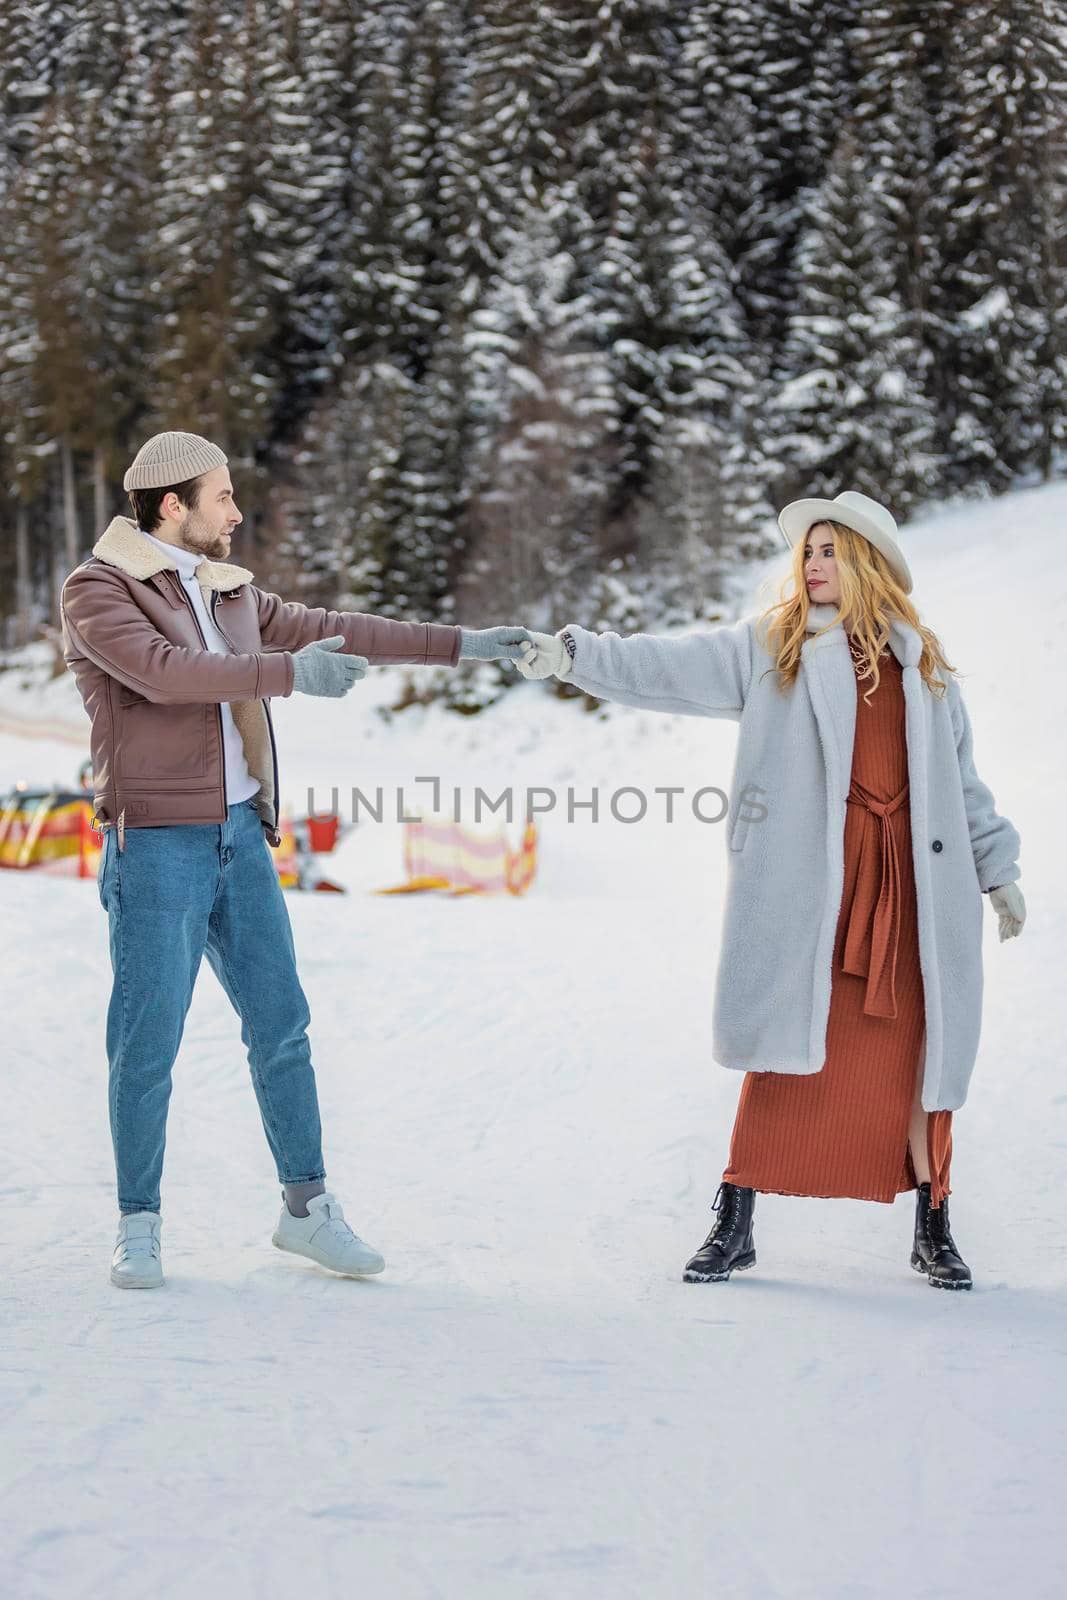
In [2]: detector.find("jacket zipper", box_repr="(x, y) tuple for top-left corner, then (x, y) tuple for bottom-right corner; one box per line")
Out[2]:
(166, 575), (281, 843)
(212, 586), (282, 843)
(262, 698), (281, 837)
(169, 574), (227, 817)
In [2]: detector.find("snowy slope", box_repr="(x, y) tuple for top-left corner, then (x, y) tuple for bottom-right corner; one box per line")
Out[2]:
(1, 484), (1065, 1600)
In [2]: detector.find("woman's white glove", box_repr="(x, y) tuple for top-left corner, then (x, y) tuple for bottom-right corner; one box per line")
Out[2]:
(515, 631), (573, 681)
(988, 882), (1025, 941)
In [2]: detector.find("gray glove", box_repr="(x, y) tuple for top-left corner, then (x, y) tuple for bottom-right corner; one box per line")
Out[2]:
(459, 625), (533, 661)
(290, 635), (369, 698)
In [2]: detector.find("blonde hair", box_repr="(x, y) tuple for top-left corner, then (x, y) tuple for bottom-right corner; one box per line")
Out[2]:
(756, 519), (957, 707)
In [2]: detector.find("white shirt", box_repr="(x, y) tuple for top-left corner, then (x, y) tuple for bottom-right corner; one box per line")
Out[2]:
(140, 528), (260, 805)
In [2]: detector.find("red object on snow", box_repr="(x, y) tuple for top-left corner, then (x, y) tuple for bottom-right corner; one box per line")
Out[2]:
(307, 813), (339, 853)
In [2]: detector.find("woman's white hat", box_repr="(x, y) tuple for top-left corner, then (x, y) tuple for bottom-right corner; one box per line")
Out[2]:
(777, 490), (913, 594)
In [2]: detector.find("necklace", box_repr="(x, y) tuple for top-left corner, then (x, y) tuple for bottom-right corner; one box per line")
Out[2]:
(847, 634), (890, 677)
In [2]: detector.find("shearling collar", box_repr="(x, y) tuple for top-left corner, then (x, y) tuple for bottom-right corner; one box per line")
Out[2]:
(92, 516), (253, 593)
(802, 598), (921, 669)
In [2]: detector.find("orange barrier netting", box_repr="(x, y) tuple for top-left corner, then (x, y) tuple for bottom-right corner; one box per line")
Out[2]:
(0, 789), (300, 886)
(377, 817), (538, 897)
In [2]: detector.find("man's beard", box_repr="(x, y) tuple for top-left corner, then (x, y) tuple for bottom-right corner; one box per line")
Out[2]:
(179, 512), (230, 561)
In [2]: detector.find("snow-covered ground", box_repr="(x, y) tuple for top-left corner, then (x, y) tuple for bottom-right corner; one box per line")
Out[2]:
(1, 484), (1065, 1599)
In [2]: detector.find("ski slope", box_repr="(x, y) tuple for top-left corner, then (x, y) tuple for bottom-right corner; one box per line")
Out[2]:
(1, 483), (1065, 1599)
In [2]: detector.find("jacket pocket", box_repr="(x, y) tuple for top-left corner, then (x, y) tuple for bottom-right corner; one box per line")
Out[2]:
(116, 693), (208, 781)
(728, 808), (750, 854)
(728, 781), (768, 854)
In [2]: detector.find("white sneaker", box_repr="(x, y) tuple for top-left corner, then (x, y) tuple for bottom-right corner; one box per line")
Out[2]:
(111, 1212), (163, 1289)
(272, 1191), (385, 1278)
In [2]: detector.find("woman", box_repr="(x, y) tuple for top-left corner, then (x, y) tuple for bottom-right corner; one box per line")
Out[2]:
(515, 491), (1025, 1290)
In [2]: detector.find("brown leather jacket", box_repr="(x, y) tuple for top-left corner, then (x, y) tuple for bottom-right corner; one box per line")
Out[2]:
(61, 517), (461, 848)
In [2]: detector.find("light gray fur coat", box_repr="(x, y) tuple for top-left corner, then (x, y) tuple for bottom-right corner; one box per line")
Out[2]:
(560, 600), (1021, 1111)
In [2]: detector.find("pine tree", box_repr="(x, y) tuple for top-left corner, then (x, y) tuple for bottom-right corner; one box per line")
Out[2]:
(679, 0), (853, 358)
(930, 0), (1067, 489)
(140, 0), (281, 485)
(340, 1), (466, 615)
(443, 0), (565, 285)
(258, 0), (354, 443)
(0, 83), (99, 586)
(459, 189), (619, 625)
(763, 122), (939, 512)
(846, 2), (947, 504)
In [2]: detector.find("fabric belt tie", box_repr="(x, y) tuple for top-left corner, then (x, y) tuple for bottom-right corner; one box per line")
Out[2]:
(842, 777), (909, 1019)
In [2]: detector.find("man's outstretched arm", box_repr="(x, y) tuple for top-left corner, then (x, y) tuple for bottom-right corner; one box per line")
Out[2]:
(255, 589), (463, 667)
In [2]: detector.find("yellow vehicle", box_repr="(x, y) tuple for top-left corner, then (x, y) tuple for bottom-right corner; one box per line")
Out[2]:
(0, 778), (301, 887)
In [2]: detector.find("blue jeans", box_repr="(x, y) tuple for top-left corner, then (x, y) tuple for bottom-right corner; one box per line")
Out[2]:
(97, 799), (325, 1214)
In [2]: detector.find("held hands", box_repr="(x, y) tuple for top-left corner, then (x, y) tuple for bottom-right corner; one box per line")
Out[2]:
(988, 882), (1025, 942)
(515, 632), (573, 680)
(291, 635), (369, 698)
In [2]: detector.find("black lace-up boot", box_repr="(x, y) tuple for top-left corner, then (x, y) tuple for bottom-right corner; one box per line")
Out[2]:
(683, 1182), (756, 1282)
(911, 1182), (972, 1290)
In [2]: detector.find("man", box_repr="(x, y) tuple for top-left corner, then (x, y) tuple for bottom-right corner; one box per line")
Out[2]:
(61, 430), (528, 1289)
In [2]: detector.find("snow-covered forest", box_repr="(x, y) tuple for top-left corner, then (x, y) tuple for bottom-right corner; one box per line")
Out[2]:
(1, 1), (1065, 678)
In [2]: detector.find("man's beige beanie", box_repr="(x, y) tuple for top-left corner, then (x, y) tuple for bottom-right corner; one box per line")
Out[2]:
(123, 431), (228, 491)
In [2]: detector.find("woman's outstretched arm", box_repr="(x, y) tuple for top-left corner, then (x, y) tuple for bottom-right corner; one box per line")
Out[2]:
(515, 616), (755, 721)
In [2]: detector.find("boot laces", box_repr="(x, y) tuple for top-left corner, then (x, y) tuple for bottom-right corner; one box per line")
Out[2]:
(704, 1183), (740, 1246)
(928, 1202), (958, 1253)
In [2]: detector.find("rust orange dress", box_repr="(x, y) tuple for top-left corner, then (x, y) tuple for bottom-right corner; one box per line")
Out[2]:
(722, 632), (953, 1207)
